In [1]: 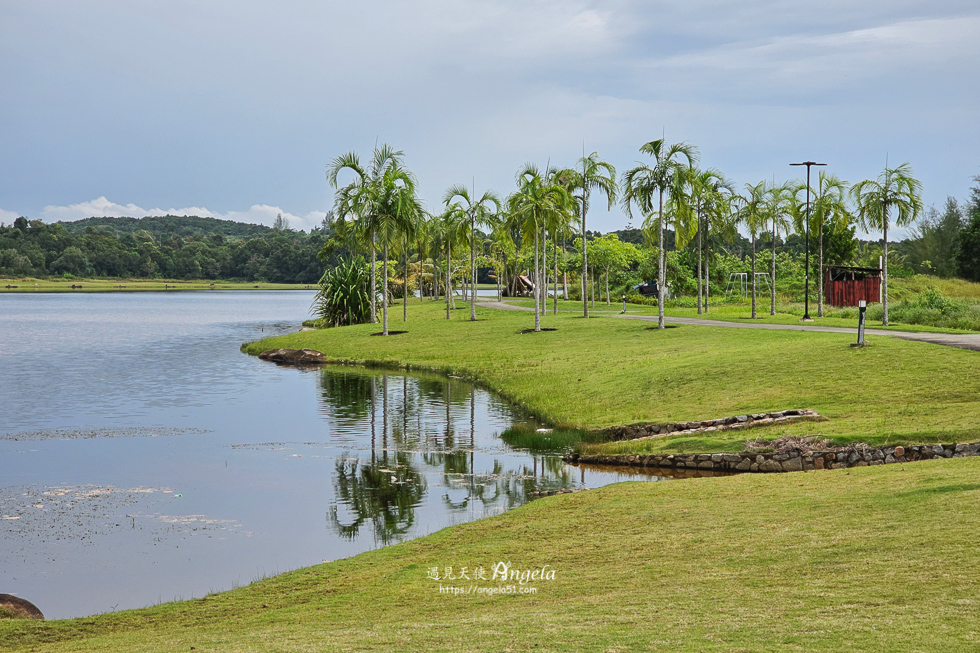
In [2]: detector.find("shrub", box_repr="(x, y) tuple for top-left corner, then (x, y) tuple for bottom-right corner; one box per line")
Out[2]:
(312, 257), (374, 327)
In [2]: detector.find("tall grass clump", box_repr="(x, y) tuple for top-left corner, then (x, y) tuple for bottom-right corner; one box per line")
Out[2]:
(312, 257), (374, 327)
(886, 288), (980, 330)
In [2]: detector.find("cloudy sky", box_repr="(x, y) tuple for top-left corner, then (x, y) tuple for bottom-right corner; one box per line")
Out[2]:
(1, 1), (978, 235)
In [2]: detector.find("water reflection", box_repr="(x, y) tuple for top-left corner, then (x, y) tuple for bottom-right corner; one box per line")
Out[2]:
(316, 368), (594, 545)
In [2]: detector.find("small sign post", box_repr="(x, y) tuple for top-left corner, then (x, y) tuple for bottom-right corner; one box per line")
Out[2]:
(856, 299), (867, 346)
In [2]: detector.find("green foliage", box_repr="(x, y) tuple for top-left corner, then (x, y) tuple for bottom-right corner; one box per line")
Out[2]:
(313, 257), (374, 327)
(0, 217), (330, 282)
(900, 198), (964, 278)
(957, 177), (980, 282)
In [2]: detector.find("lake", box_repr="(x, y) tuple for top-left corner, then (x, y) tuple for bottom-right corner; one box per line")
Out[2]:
(0, 291), (698, 619)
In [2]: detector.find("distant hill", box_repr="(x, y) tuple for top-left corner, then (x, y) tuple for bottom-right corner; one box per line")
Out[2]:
(58, 215), (272, 240)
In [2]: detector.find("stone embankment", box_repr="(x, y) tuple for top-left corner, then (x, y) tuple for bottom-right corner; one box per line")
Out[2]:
(565, 442), (980, 473)
(603, 409), (821, 441)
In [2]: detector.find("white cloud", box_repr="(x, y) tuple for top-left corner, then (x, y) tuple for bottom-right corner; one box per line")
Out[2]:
(37, 197), (327, 233)
(0, 208), (22, 225)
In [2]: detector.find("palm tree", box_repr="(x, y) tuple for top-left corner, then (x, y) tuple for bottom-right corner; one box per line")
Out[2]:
(685, 168), (733, 314)
(327, 150), (377, 323)
(328, 144), (422, 336)
(803, 173), (851, 317)
(508, 164), (572, 332)
(555, 153), (617, 318)
(443, 185), (501, 322)
(852, 162), (923, 325)
(437, 206), (468, 320)
(766, 182), (793, 316)
(737, 181), (770, 319)
(622, 139), (699, 329)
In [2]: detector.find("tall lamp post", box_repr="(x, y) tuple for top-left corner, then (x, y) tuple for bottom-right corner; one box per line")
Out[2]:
(789, 161), (826, 321)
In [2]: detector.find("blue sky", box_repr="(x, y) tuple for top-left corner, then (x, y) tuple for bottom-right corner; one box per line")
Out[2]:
(1, 1), (978, 236)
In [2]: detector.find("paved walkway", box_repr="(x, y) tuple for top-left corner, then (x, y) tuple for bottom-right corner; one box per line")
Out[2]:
(474, 301), (980, 352)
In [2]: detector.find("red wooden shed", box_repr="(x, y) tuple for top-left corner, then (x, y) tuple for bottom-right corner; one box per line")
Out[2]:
(825, 265), (881, 307)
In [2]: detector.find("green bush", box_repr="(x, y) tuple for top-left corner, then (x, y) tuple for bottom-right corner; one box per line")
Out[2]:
(312, 257), (374, 327)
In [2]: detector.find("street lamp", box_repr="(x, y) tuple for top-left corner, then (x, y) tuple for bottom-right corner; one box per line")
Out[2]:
(789, 161), (826, 321)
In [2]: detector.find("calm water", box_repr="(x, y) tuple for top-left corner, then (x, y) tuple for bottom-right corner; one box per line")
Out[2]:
(0, 291), (690, 619)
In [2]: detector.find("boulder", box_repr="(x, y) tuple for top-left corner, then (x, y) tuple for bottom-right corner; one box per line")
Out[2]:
(782, 456), (803, 472)
(0, 594), (44, 620)
(759, 459), (783, 473)
(258, 348), (327, 364)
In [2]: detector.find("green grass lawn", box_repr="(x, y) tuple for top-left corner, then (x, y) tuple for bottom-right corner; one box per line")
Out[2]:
(4, 457), (979, 651)
(505, 297), (978, 334)
(0, 277), (313, 292)
(241, 300), (980, 452)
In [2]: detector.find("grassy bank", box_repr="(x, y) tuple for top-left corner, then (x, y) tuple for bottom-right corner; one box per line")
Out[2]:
(0, 277), (313, 292)
(240, 300), (980, 451)
(4, 457), (979, 651)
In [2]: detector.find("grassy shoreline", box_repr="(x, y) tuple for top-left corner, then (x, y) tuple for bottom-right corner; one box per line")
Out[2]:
(242, 300), (980, 453)
(4, 457), (979, 651)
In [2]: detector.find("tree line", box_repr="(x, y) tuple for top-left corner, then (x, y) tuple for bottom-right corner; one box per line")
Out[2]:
(0, 214), (337, 283)
(322, 140), (979, 332)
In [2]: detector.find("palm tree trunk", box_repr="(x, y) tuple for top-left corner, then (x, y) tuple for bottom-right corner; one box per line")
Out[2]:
(817, 223), (825, 317)
(562, 238), (568, 300)
(770, 220), (776, 316)
(382, 243), (389, 335)
(697, 211), (703, 314)
(658, 190), (665, 329)
(403, 238), (408, 323)
(605, 268), (610, 305)
(582, 190), (589, 318)
(541, 224), (548, 313)
(534, 222), (541, 332)
(470, 213), (477, 321)
(445, 246), (451, 320)
(370, 231), (377, 324)
(705, 222), (710, 313)
(882, 213), (889, 326)
(553, 238), (558, 315)
(752, 232), (757, 320)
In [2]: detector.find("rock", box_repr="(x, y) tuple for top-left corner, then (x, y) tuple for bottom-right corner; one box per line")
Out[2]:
(735, 415), (749, 423)
(814, 457), (825, 470)
(736, 458), (752, 471)
(750, 463), (759, 472)
(722, 454), (742, 463)
(759, 459), (783, 473)
(782, 457), (803, 472)
(750, 413), (767, 420)
(0, 594), (44, 620)
(885, 454), (896, 464)
(773, 453), (790, 462)
(698, 461), (714, 469)
(711, 453), (724, 463)
(258, 348), (327, 364)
